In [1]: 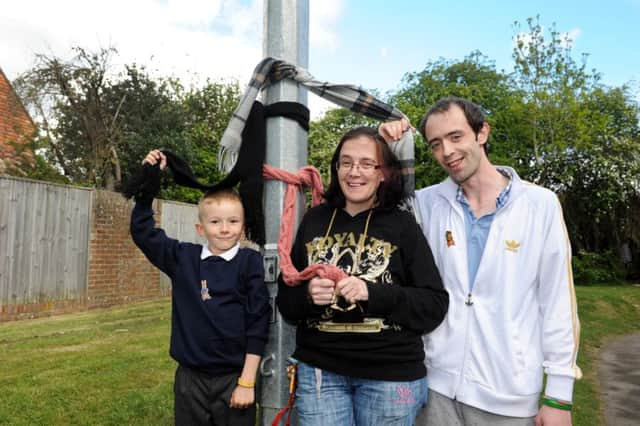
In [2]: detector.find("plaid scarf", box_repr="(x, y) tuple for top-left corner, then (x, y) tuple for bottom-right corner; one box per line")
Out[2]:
(218, 57), (415, 198)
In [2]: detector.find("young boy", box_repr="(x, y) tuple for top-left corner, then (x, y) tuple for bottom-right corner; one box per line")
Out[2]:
(130, 149), (271, 426)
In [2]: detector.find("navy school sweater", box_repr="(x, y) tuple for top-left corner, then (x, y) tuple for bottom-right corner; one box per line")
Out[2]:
(130, 198), (271, 374)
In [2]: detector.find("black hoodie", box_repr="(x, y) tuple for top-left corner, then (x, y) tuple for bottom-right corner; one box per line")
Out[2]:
(276, 203), (448, 381)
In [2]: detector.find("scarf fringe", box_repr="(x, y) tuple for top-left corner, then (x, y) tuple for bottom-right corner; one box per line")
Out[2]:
(218, 146), (239, 174)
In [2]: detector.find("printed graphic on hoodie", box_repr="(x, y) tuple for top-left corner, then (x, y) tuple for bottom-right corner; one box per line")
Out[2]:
(305, 231), (399, 326)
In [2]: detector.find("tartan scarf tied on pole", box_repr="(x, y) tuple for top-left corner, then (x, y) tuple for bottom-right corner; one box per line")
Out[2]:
(218, 57), (415, 199)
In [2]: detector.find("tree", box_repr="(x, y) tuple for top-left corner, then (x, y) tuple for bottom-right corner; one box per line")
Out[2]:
(391, 51), (525, 189)
(104, 64), (186, 187)
(513, 16), (597, 164)
(0, 139), (35, 176)
(161, 79), (241, 203)
(15, 47), (123, 189)
(552, 86), (640, 253)
(14, 47), (241, 201)
(385, 18), (640, 272)
(511, 17), (640, 257)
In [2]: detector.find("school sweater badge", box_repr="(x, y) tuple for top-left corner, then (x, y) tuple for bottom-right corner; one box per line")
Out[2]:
(200, 279), (212, 301)
(505, 240), (521, 252)
(446, 231), (455, 247)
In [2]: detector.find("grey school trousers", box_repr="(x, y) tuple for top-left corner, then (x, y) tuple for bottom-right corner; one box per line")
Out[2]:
(173, 365), (256, 426)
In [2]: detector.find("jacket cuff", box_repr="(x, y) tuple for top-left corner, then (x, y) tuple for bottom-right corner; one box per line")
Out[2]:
(544, 375), (575, 402)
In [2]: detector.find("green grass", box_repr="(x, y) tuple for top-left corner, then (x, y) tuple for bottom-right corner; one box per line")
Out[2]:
(0, 286), (639, 425)
(571, 285), (640, 426)
(0, 300), (175, 425)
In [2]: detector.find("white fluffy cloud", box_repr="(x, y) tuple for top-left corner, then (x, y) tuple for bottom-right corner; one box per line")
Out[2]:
(1, 0), (343, 103)
(309, 0), (342, 50)
(561, 28), (582, 48)
(1, 0), (343, 118)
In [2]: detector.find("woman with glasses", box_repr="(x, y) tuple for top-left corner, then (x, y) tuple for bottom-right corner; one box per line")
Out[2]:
(276, 126), (449, 426)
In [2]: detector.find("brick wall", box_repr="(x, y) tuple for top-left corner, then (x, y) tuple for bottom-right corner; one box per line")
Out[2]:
(0, 185), (181, 322)
(87, 190), (163, 308)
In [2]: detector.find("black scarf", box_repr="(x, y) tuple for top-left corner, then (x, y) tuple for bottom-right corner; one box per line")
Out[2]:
(123, 101), (309, 245)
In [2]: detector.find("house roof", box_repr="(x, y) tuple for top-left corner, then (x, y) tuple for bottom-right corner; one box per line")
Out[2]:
(0, 65), (36, 134)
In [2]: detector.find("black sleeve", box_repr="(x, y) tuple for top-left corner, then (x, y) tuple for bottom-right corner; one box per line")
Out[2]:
(366, 214), (449, 333)
(275, 214), (325, 322)
(129, 197), (181, 278)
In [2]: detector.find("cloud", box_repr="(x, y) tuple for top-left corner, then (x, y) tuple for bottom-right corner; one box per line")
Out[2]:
(164, 0), (223, 28)
(0, 0), (343, 119)
(308, 93), (337, 120)
(560, 28), (582, 48)
(0, 0), (263, 84)
(310, 0), (343, 50)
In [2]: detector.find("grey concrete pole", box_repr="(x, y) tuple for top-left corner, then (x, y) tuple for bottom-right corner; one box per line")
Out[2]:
(260, 1), (309, 425)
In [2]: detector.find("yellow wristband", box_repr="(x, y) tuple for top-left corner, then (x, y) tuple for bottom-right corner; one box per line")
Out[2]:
(237, 378), (255, 388)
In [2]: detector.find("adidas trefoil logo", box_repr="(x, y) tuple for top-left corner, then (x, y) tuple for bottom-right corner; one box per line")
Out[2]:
(505, 240), (521, 252)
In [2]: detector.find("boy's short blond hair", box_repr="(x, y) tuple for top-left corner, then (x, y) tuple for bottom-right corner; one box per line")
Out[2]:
(197, 188), (244, 222)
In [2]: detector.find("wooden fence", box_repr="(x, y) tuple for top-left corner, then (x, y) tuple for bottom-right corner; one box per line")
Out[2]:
(0, 175), (202, 321)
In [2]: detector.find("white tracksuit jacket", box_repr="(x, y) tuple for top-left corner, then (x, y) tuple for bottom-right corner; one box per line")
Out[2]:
(416, 167), (581, 417)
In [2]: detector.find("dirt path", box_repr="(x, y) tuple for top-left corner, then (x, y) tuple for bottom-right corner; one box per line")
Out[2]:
(598, 332), (640, 426)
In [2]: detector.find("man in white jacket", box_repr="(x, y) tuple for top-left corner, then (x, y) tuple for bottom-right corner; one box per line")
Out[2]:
(380, 97), (581, 426)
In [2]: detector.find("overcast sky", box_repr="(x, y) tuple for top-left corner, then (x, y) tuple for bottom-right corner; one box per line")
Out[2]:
(2, 0), (639, 118)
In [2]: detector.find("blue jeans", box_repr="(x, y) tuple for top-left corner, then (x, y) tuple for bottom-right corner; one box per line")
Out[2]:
(295, 362), (428, 426)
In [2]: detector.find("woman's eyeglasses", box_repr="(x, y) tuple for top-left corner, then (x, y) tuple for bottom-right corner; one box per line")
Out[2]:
(336, 159), (380, 172)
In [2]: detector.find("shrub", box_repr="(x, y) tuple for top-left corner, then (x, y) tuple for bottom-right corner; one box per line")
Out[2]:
(572, 250), (625, 285)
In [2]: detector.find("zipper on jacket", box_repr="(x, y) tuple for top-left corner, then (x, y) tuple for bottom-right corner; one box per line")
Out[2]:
(454, 297), (473, 398)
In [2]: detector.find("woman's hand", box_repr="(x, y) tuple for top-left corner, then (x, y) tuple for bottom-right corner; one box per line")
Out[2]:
(308, 277), (335, 305)
(336, 276), (368, 304)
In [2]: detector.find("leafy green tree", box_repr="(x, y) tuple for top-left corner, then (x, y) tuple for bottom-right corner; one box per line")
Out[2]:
(513, 16), (597, 164)
(22, 137), (69, 184)
(14, 47), (241, 202)
(391, 51), (525, 189)
(553, 87), (640, 253)
(89, 67), (240, 203)
(161, 79), (241, 203)
(511, 17), (640, 257)
(104, 64), (187, 188)
(385, 18), (640, 271)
